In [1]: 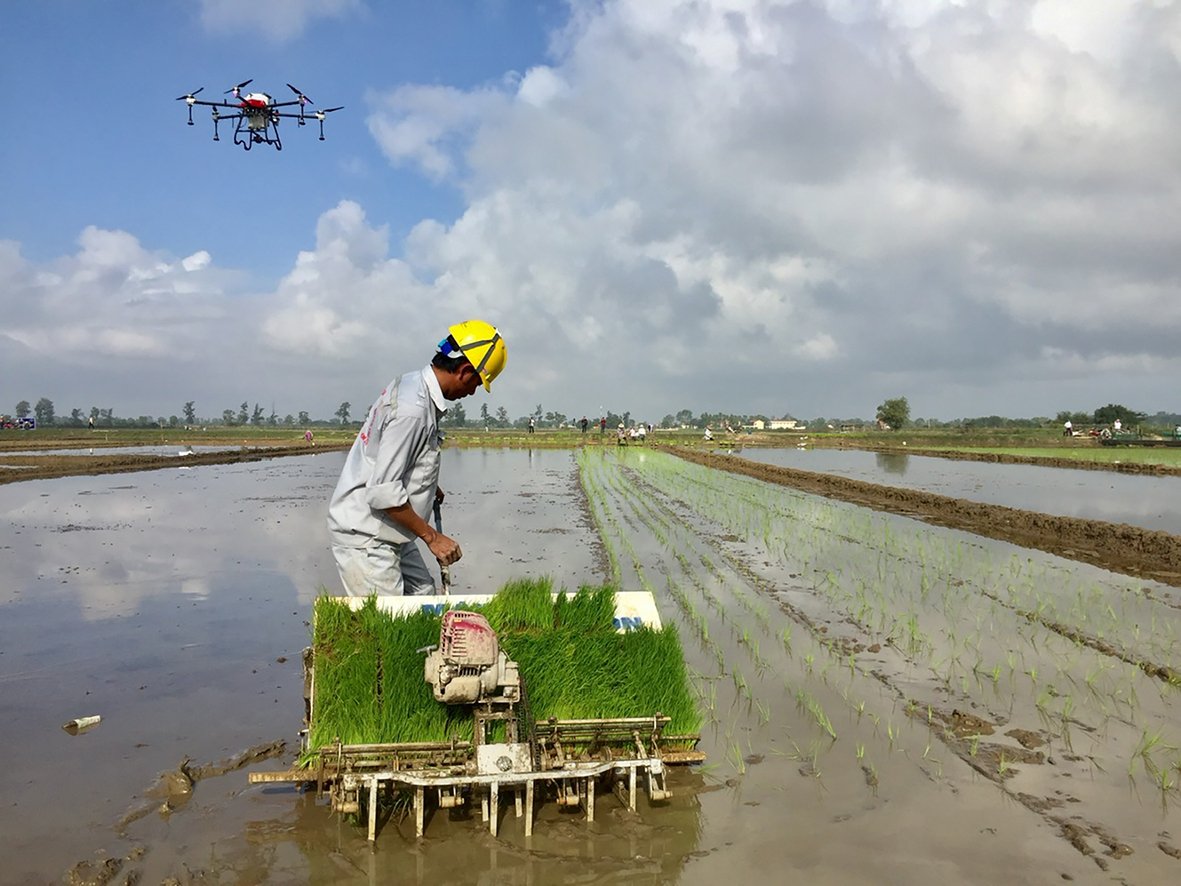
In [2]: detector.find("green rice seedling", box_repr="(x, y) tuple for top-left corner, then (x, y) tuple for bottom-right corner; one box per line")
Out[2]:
(997, 752), (1012, 778)
(754, 698), (771, 725)
(795, 689), (837, 741)
(731, 668), (751, 701)
(728, 741), (747, 775)
(483, 576), (558, 631)
(1130, 727), (1174, 777)
(1153, 766), (1177, 807)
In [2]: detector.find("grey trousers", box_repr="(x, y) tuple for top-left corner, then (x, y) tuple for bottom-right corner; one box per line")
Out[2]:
(331, 537), (437, 597)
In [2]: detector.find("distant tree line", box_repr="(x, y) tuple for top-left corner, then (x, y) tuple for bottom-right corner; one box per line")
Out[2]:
(8, 397), (1177, 433)
(7, 398), (326, 429)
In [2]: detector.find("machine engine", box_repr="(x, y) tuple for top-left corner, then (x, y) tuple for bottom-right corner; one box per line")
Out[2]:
(423, 610), (520, 704)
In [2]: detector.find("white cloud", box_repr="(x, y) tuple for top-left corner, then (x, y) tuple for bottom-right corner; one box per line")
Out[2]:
(1, 227), (234, 361)
(198, 0), (361, 42)
(182, 251), (212, 272)
(367, 85), (509, 180)
(11, 0), (1181, 422)
(516, 66), (569, 107)
(797, 333), (838, 361)
(358, 0), (1181, 418)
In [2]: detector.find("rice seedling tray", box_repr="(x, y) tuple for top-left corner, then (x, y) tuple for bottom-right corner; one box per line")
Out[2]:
(250, 580), (704, 840)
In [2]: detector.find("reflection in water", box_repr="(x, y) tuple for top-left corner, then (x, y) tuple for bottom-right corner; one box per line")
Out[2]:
(875, 452), (909, 476)
(0, 451), (607, 882)
(260, 770), (706, 883)
(738, 447), (1181, 534)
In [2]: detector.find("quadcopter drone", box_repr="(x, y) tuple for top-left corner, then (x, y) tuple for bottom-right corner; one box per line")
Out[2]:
(176, 80), (343, 151)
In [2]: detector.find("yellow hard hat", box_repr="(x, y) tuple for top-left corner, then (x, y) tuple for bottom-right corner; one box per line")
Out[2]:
(439, 320), (507, 392)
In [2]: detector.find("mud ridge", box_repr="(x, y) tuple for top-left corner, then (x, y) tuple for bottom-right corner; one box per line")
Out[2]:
(669, 447), (1181, 588)
(66, 740), (287, 884)
(1003, 599), (1181, 686)
(862, 444), (1181, 477)
(0, 444), (350, 486)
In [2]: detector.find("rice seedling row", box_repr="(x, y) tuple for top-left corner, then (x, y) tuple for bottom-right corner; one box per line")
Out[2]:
(575, 448), (1181, 870)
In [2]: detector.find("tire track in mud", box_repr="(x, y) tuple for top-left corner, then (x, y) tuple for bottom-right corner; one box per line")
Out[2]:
(670, 447), (1181, 588)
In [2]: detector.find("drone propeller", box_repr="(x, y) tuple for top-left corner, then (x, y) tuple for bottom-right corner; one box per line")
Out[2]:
(225, 78), (253, 94)
(287, 83), (313, 105)
(175, 87), (204, 102)
(312, 106), (343, 140)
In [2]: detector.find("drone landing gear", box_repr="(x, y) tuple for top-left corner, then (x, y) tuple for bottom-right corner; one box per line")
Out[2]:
(231, 118), (282, 152)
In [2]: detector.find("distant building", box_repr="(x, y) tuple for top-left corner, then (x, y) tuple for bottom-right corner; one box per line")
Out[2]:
(768, 419), (801, 431)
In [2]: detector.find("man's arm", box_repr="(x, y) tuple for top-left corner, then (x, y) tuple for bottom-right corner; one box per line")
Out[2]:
(385, 503), (462, 566)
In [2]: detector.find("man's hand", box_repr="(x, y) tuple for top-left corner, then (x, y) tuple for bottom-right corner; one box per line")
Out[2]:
(427, 532), (462, 566)
(386, 502), (460, 566)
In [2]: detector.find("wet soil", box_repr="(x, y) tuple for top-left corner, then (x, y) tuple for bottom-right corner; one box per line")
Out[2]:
(671, 447), (1181, 587)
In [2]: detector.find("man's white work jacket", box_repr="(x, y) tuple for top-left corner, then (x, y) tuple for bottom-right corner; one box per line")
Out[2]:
(327, 366), (447, 547)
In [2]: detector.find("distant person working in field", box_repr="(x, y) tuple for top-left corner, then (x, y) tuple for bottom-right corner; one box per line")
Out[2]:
(326, 320), (507, 596)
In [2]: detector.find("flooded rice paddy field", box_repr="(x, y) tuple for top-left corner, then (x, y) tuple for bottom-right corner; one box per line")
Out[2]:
(0, 444), (240, 460)
(2, 447), (1179, 883)
(734, 446), (1181, 535)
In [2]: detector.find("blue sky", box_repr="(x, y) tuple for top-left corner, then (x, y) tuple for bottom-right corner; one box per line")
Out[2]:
(2, 1), (1180, 424)
(1, 0), (558, 273)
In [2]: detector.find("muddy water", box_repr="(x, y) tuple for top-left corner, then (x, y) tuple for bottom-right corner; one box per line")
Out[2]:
(0, 449), (611, 884)
(737, 447), (1181, 535)
(2, 447), (1172, 883)
(0, 445), (238, 459)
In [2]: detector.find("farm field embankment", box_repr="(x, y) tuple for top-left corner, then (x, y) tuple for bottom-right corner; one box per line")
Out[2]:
(861, 443), (1181, 475)
(674, 448), (1181, 586)
(0, 427), (353, 485)
(791, 427), (1181, 475)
